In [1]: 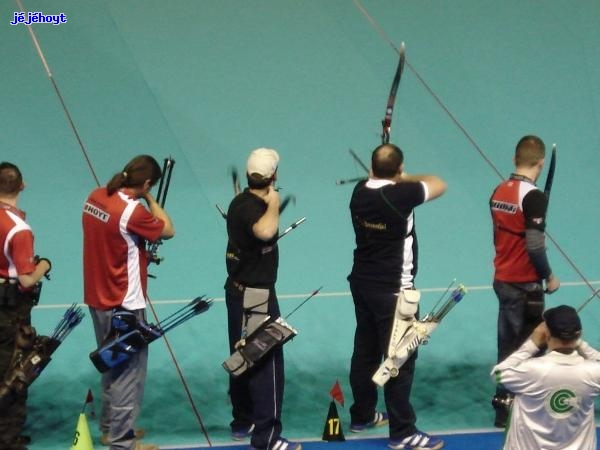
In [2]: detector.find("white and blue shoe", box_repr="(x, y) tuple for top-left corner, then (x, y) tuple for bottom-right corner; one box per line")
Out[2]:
(350, 411), (389, 432)
(388, 431), (444, 450)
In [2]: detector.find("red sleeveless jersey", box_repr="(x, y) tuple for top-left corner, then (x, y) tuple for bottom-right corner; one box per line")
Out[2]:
(490, 178), (539, 282)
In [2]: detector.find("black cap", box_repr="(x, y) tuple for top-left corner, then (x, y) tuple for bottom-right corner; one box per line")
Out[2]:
(543, 305), (582, 340)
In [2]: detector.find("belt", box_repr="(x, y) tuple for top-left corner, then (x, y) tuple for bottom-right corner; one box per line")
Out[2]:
(232, 280), (245, 292)
(230, 280), (271, 292)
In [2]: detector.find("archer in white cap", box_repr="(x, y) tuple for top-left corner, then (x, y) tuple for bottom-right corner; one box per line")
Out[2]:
(223, 148), (301, 450)
(246, 148), (279, 184)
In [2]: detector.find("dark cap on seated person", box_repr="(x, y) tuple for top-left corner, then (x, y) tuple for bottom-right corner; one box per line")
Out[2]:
(543, 305), (582, 340)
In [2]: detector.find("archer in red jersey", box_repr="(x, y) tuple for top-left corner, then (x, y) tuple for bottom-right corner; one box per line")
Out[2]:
(489, 135), (560, 428)
(83, 155), (174, 450)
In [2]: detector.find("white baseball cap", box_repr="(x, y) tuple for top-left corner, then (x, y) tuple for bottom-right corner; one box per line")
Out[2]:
(246, 148), (280, 178)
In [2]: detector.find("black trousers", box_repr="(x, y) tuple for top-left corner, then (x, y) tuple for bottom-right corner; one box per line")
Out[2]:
(494, 279), (544, 398)
(0, 296), (33, 449)
(349, 281), (417, 440)
(225, 279), (284, 450)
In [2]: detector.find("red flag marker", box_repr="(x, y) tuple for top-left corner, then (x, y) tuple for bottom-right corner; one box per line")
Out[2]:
(330, 380), (344, 407)
(83, 389), (95, 419)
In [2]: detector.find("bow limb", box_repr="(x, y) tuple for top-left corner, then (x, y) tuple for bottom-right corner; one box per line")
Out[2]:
(544, 144), (557, 200)
(381, 42), (406, 144)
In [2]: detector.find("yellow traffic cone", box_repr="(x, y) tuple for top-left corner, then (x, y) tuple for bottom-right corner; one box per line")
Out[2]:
(70, 412), (95, 450)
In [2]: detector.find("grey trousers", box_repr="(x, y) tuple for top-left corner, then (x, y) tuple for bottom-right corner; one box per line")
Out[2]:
(89, 307), (147, 450)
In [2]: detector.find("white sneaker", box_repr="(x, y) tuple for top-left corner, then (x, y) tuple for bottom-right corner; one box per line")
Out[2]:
(388, 431), (444, 450)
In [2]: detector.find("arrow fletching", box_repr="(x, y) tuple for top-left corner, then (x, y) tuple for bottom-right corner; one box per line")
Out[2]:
(192, 297), (213, 315)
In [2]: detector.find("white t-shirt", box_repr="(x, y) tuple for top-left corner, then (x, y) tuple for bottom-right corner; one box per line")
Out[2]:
(492, 340), (600, 450)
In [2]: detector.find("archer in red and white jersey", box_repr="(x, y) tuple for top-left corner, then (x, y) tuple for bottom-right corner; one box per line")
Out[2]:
(489, 135), (560, 428)
(82, 158), (174, 311)
(82, 155), (173, 450)
(0, 162), (51, 449)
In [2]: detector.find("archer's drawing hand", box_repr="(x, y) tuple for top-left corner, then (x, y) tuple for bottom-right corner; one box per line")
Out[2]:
(264, 186), (280, 209)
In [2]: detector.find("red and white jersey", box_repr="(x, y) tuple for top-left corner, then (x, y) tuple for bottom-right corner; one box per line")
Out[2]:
(492, 340), (600, 450)
(82, 187), (164, 310)
(0, 203), (36, 286)
(490, 177), (540, 282)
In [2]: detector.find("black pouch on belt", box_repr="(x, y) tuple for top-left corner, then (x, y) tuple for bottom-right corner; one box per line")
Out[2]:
(0, 280), (18, 306)
(524, 285), (544, 321)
